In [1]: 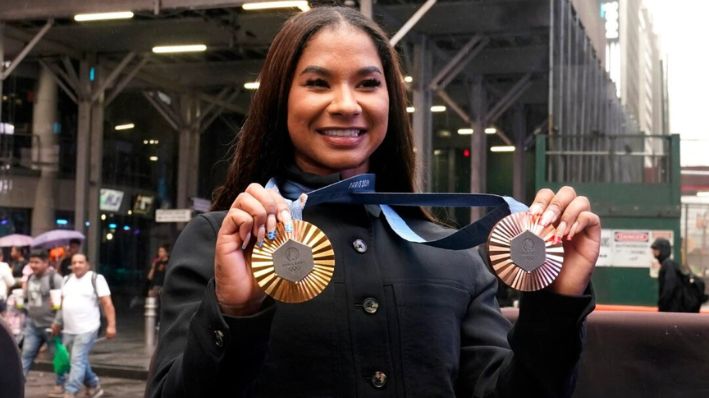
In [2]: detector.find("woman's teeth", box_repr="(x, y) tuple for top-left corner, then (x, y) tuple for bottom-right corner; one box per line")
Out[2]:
(321, 129), (361, 137)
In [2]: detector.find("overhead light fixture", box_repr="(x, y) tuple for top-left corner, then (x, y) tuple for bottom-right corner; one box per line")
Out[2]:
(149, 156), (159, 162)
(242, 1), (310, 12)
(244, 81), (260, 90)
(485, 127), (497, 134)
(406, 106), (415, 113)
(152, 44), (207, 54)
(114, 123), (135, 131)
(490, 145), (515, 153)
(74, 11), (134, 22)
(430, 105), (447, 113)
(457, 128), (474, 135)
(404, 76), (413, 83)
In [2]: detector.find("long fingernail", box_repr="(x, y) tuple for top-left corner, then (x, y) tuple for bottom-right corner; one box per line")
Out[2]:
(567, 221), (580, 240)
(241, 232), (251, 250)
(267, 214), (277, 240)
(257, 225), (265, 247)
(285, 221), (293, 234)
(528, 203), (543, 216)
(555, 221), (567, 239)
(540, 210), (555, 227)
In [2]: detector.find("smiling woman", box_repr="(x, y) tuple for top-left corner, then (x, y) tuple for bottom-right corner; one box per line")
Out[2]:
(147, 5), (601, 398)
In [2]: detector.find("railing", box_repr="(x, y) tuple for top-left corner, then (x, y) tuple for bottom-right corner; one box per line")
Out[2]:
(540, 134), (675, 184)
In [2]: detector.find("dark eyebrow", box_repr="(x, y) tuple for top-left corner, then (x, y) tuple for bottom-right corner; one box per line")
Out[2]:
(299, 65), (383, 77)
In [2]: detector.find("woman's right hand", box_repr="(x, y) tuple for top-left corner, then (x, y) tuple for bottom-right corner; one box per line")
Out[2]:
(214, 183), (292, 316)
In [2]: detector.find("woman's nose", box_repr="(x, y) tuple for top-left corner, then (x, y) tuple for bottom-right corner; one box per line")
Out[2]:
(328, 85), (362, 116)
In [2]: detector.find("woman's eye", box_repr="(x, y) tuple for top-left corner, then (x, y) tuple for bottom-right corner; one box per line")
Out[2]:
(360, 79), (382, 88)
(304, 78), (329, 88)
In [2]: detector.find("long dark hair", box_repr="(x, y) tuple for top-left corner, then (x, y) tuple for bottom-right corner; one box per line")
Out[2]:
(212, 6), (417, 211)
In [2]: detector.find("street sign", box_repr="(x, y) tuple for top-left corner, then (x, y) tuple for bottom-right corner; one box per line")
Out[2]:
(155, 209), (192, 223)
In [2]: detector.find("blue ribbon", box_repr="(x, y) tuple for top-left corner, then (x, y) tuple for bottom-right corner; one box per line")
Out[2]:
(266, 174), (526, 250)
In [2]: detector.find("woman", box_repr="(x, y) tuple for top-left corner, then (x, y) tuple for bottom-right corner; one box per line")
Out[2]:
(147, 244), (170, 297)
(147, 6), (600, 397)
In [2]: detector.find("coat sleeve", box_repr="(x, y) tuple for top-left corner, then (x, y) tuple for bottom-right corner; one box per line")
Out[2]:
(146, 213), (275, 398)
(658, 259), (680, 311)
(456, 251), (594, 398)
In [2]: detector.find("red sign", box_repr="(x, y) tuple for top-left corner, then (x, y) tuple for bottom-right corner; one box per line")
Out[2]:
(614, 231), (649, 242)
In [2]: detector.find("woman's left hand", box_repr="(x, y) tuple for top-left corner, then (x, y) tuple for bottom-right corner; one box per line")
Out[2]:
(528, 186), (601, 296)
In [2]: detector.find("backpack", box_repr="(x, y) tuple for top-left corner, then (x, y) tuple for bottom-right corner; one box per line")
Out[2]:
(676, 269), (708, 313)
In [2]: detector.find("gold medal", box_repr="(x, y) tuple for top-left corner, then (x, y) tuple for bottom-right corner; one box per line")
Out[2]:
(250, 219), (335, 303)
(487, 212), (564, 291)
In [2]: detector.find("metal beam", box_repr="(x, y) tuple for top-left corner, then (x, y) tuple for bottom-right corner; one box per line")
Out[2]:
(435, 89), (472, 125)
(105, 55), (149, 105)
(381, 0), (551, 37)
(200, 90), (240, 133)
(91, 52), (135, 102)
(389, 0), (437, 47)
(38, 59), (78, 103)
(429, 35), (486, 91)
(143, 91), (180, 131)
(1, 19), (53, 80)
(197, 92), (246, 114)
(0, 0), (253, 20)
(2, 24), (80, 59)
(487, 72), (533, 129)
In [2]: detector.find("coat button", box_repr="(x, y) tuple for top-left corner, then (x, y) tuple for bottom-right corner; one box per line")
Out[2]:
(352, 239), (367, 253)
(214, 330), (224, 347)
(362, 297), (379, 314)
(370, 371), (387, 388)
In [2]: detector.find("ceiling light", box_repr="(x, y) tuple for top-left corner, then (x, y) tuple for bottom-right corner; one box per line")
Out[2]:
(457, 128), (474, 135)
(149, 156), (159, 162)
(242, 1), (310, 12)
(406, 106), (415, 113)
(244, 81), (260, 90)
(485, 127), (497, 134)
(114, 123), (134, 131)
(404, 76), (413, 83)
(74, 11), (134, 22)
(152, 44), (207, 54)
(430, 105), (447, 112)
(490, 145), (515, 152)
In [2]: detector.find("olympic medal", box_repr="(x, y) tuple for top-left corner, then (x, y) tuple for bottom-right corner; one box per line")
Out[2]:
(486, 212), (564, 291)
(250, 219), (335, 303)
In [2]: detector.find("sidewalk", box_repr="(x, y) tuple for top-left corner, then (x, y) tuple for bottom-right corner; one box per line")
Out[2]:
(25, 294), (153, 398)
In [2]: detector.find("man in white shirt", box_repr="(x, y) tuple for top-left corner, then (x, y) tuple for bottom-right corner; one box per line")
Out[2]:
(51, 253), (116, 398)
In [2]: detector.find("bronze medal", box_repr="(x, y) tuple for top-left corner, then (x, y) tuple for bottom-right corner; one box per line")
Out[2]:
(487, 212), (564, 291)
(250, 219), (335, 303)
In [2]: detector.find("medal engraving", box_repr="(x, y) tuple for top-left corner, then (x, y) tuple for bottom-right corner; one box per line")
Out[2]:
(250, 219), (335, 303)
(273, 240), (314, 282)
(487, 212), (564, 291)
(510, 230), (546, 273)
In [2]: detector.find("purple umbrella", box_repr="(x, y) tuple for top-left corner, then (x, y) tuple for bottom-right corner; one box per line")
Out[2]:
(0, 233), (34, 247)
(32, 230), (85, 249)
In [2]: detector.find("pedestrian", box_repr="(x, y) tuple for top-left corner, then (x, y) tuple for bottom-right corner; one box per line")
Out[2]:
(51, 253), (116, 398)
(19, 249), (65, 397)
(58, 239), (82, 277)
(146, 6), (601, 397)
(652, 237), (690, 312)
(9, 246), (27, 280)
(146, 244), (169, 298)
(0, 250), (15, 314)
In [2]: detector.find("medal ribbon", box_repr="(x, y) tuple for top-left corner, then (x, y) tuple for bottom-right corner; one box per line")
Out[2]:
(266, 174), (527, 250)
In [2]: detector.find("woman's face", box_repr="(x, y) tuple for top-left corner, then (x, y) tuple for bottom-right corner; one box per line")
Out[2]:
(287, 24), (389, 178)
